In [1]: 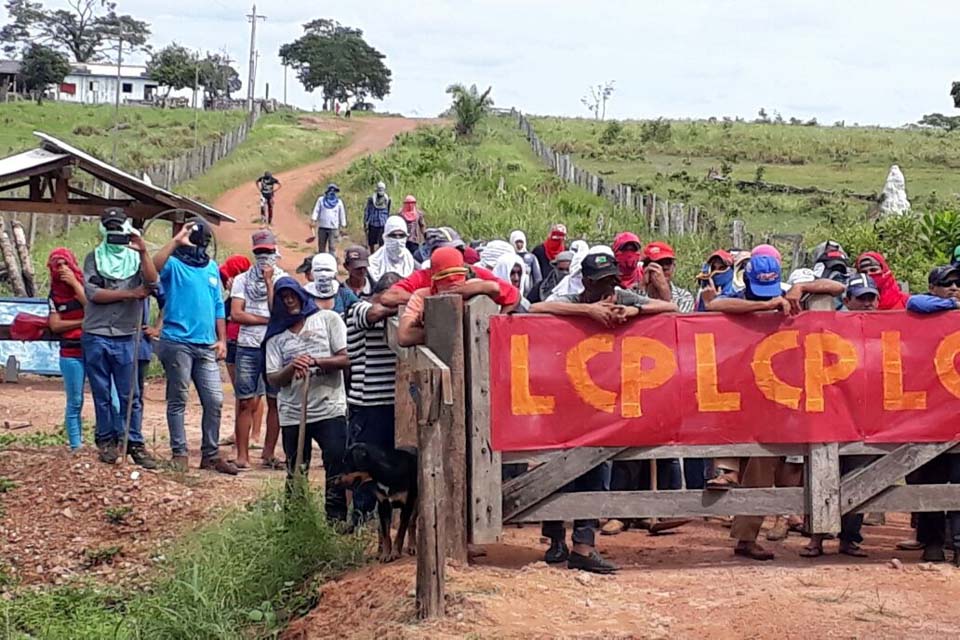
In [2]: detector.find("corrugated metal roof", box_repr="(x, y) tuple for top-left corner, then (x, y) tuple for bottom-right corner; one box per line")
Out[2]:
(33, 132), (236, 225)
(0, 60), (21, 75)
(0, 148), (70, 182)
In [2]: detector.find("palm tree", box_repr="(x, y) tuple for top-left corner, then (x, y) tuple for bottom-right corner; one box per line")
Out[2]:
(445, 84), (494, 137)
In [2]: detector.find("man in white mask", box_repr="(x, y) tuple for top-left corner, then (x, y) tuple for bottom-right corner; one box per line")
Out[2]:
(510, 230), (543, 296)
(230, 229), (286, 471)
(305, 252), (360, 316)
(367, 215), (415, 282)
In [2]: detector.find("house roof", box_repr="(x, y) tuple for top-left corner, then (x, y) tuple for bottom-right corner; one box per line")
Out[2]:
(0, 60), (20, 75)
(67, 63), (150, 79)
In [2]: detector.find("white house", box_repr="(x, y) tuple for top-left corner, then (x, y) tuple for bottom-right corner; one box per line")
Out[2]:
(56, 63), (195, 105)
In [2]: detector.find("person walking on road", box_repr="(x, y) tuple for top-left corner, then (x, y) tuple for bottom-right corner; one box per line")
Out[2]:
(256, 172), (281, 225)
(312, 183), (346, 255)
(364, 181), (391, 252)
(81, 209), (159, 468)
(154, 221), (235, 475)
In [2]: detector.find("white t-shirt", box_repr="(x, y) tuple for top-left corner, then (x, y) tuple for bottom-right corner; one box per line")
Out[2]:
(231, 269), (284, 348)
(264, 310), (348, 427)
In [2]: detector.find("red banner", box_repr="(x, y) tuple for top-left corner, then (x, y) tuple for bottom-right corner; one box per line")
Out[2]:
(489, 311), (960, 450)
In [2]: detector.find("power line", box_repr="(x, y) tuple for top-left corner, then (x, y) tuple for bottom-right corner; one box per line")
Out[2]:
(245, 4), (266, 114)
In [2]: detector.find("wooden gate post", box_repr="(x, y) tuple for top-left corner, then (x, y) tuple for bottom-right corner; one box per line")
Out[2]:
(11, 221), (35, 297)
(424, 294), (468, 564)
(0, 220), (26, 297)
(414, 367), (445, 619)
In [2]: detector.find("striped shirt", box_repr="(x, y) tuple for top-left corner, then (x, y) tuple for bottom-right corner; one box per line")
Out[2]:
(672, 282), (695, 314)
(346, 301), (396, 406)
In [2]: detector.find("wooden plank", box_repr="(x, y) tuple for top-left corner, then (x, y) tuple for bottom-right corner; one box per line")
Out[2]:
(840, 441), (959, 514)
(423, 294), (468, 564)
(805, 442), (840, 534)
(0, 199), (163, 218)
(464, 296), (501, 544)
(414, 368), (445, 619)
(854, 484), (960, 513)
(502, 447), (627, 521)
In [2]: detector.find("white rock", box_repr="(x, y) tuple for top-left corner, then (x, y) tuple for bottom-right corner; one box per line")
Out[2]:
(879, 164), (911, 216)
(130, 471), (140, 481)
(888, 558), (903, 570)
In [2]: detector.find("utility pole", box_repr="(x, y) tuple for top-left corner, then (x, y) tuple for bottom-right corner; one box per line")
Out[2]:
(283, 63), (287, 105)
(111, 24), (125, 165)
(246, 4), (266, 113)
(193, 51), (201, 149)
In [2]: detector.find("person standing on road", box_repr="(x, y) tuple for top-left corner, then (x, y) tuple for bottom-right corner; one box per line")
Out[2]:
(153, 221), (234, 475)
(364, 181), (391, 252)
(312, 183), (346, 255)
(399, 195), (427, 255)
(265, 277), (349, 523)
(81, 209), (159, 468)
(368, 215), (416, 282)
(256, 172), (281, 225)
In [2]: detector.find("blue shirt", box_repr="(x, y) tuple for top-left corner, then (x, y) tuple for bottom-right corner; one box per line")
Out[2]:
(159, 257), (225, 345)
(906, 294), (959, 314)
(334, 286), (359, 316)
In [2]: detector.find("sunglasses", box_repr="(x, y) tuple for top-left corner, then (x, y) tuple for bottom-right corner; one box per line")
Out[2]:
(936, 280), (960, 288)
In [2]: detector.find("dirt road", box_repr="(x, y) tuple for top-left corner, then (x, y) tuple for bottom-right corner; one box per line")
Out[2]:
(213, 116), (423, 273)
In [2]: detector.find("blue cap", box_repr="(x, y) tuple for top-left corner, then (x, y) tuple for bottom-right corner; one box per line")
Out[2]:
(746, 255), (783, 297)
(845, 274), (879, 299)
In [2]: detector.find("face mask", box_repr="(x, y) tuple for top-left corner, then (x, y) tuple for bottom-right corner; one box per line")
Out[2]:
(617, 250), (640, 271)
(312, 268), (337, 297)
(255, 253), (277, 268)
(385, 236), (405, 260)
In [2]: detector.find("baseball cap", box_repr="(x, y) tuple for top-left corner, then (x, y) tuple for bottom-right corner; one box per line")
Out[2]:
(424, 227), (465, 254)
(643, 241), (676, 262)
(745, 255), (783, 297)
(952, 245), (960, 266)
(928, 265), (960, 287)
(811, 240), (848, 265)
(707, 249), (734, 266)
(251, 229), (277, 251)
(326, 183), (340, 192)
(845, 274), (880, 298)
(101, 208), (127, 228)
(787, 268), (817, 286)
(581, 253), (620, 281)
(344, 245), (369, 268)
(552, 250), (574, 265)
(295, 254), (314, 274)
(751, 244), (782, 262)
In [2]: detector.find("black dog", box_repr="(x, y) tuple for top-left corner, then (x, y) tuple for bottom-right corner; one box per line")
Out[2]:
(337, 443), (418, 562)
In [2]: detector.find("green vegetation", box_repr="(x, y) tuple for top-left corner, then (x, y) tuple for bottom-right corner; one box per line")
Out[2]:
(0, 102), (246, 171)
(1, 486), (366, 639)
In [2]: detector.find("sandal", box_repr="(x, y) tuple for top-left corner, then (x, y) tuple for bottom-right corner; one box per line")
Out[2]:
(734, 543), (774, 561)
(706, 471), (740, 491)
(261, 457), (285, 470)
(799, 544), (823, 558)
(839, 543), (868, 558)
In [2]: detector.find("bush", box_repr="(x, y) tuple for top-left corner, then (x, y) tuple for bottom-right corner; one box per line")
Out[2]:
(598, 120), (625, 146)
(640, 118), (672, 144)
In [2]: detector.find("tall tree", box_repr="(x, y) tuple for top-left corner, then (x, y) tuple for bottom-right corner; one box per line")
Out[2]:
(446, 83), (493, 137)
(198, 52), (241, 100)
(581, 81), (615, 121)
(146, 43), (195, 98)
(279, 19), (391, 109)
(20, 42), (70, 103)
(0, 0), (150, 63)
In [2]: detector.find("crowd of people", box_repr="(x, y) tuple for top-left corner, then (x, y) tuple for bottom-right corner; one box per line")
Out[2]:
(41, 180), (960, 573)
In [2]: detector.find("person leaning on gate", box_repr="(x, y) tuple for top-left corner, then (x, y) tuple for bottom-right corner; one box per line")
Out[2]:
(311, 183), (346, 255)
(904, 265), (960, 564)
(81, 209), (159, 469)
(529, 252), (677, 573)
(364, 181), (391, 252)
(153, 220), (235, 475)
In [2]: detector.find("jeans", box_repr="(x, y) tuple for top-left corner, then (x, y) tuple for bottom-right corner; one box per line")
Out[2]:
(234, 346), (267, 399)
(316, 228), (338, 255)
(156, 339), (223, 460)
(59, 356), (85, 449)
(908, 454), (960, 548)
(348, 404), (395, 520)
(683, 458), (707, 490)
(82, 334), (144, 446)
(282, 416), (348, 522)
(610, 459), (683, 492)
(542, 463), (605, 546)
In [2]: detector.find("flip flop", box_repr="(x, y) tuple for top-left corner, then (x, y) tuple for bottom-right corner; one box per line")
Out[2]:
(799, 545), (823, 558)
(706, 472), (740, 491)
(261, 457), (285, 470)
(649, 519), (691, 535)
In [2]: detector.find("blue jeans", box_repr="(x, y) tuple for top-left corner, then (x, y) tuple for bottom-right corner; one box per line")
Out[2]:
(82, 334), (144, 446)
(59, 356), (85, 449)
(156, 339), (223, 460)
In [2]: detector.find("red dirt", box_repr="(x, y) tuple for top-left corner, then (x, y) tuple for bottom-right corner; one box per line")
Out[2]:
(213, 116), (427, 273)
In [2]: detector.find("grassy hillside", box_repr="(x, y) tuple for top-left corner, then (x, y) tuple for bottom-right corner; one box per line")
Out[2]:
(0, 102), (247, 171)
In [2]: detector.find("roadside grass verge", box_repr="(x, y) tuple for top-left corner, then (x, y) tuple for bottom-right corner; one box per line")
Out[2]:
(1, 484), (367, 639)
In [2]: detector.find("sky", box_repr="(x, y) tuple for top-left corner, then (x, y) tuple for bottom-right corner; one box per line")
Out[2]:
(6, 0), (960, 125)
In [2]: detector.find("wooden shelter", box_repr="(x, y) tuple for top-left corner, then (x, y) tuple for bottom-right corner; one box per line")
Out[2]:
(0, 132), (236, 227)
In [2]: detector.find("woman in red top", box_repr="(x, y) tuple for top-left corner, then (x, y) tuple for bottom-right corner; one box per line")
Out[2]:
(47, 248), (88, 450)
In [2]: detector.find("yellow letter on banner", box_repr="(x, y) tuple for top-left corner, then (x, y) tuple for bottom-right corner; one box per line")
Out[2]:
(510, 334), (555, 415)
(803, 332), (858, 412)
(566, 334), (617, 413)
(694, 333), (741, 412)
(751, 330), (803, 410)
(881, 331), (927, 411)
(935, 331), (960, 399)
(621, 337), (677, 418)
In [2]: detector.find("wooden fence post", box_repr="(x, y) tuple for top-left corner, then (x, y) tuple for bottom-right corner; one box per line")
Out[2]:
(0, 220), (26, 296)
(414, 367), (445, 619)
(732, 219), (746, 249)
(10, 221), (35, 297)
(424, 294), (468, 564)
(464, 296), (501, 544)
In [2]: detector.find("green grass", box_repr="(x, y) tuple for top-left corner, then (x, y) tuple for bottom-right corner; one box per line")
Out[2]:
(0, 485), (366, 640)
(0, 102), (247, 171)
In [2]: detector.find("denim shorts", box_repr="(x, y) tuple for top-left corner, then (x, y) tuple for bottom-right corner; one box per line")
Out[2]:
(234, 346), (277, 399)
(225, 340), (238, 365)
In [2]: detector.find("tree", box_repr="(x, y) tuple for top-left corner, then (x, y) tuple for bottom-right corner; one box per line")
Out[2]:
(279, 19), (391, 110)
(918, 112), (960, 131)
(0, 0), (150, 63)
(146, 43), (195, 98)
(445, 83), (493, 137)
(20, 42), (69, 103)
(198, 53), (241, 100)
(581, 81), (615, 120)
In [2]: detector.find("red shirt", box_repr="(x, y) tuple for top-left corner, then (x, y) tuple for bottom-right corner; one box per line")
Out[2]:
(47, 296), (83, 358)
(393, 266), (520, 306)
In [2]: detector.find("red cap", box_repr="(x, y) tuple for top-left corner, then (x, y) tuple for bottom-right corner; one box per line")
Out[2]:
(708, 249), (733, 266)
(463, 246), (480, 265)
(643, 241), (676, 261)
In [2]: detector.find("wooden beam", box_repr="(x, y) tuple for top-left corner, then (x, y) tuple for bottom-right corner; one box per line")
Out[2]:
(839, 441), (959, 515)
(0, 179), (32, 194)
(423, 294), (468, 564)
(53, 176), (68, 204)
(414, 367), (445, 619)
(805, 443), (840, 534)
(502, 447), (627, 522)
(67, 186), (115, 204)
(464, 296), (501, 544)
(0, 199), (163, 218)
(28, 176), (40, 201)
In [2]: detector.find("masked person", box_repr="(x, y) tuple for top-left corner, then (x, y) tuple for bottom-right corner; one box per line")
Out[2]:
(82, 209), (159, 468)
(231, 230), (286, 471)
(493, 252), (529, 310)
(612, 232), (643, 291)
(364, 181), (391, 252)
(531, 224), (567, 280)
(510, 230), (543, 296)
(368, 215), (416, 282)
(153, 220), (232, 474)
(305, 253), (359, 316)
(856, 252), (908, 310)
(531, 250), (573, 304)
(695, 250), (736, 311)
(265, 278), (349, 523)
(311, 183), (346, 255)
(642, 241), (695, 313)
(399, 195), (427, 254)
(549, 245), (610, 299)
